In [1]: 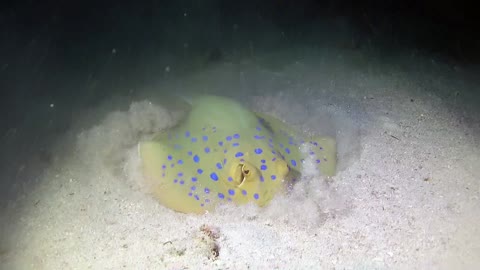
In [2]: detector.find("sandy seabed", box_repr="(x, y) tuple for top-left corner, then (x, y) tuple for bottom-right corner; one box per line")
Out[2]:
(1, 47), (479, 269)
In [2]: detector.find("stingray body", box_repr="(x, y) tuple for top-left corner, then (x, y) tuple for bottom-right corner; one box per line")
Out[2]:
(139, 95), (336, 213)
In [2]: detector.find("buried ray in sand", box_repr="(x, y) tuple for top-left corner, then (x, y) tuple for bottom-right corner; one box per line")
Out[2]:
(139, 95), (336, 213)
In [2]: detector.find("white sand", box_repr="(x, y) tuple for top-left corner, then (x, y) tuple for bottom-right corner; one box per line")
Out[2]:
(1, 46), (479, 270)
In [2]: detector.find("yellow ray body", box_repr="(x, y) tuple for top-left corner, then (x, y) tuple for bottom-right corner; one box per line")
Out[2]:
(139, 95), (336, 213)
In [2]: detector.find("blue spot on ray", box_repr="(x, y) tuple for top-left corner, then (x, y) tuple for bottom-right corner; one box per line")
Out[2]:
(167, 155), (173, 160)
(210, 172), (219, 181)
(216, 163), (222, 169)
(218, 193), (225, 199)
(271, 175), (277, 180)
(204, 188), (210, 194)
(177, 159), (184, 165)
(254, 148), (263, 154)
(232, 142), (240, 147)
(193, 155), (200, 163)
(191, 177), (198, 182)
(228, 189), (235, 196)
(254, 193), (260, 200)
(291, 160), (297, 167)
(197, 169), (203, 174)
(235, 152), (244, 158)
(261, 165), (267, 171)
(226, 136), (232, 141)
(218, 141), (224, 146)
(191, 137), (197, 142)
(204, 147), (210, 153)
(202, 135), (208, 141)
(233, 134), (240, 139)
(185, 131), (190, 137)
(285, 148), (291, 154)
(242, 190), (247, 196)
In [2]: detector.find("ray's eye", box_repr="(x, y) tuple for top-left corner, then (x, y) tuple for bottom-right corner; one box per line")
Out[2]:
(242, 166), (250, 175)
(239, 164), (250, 184)
(233, 163), (254, 187)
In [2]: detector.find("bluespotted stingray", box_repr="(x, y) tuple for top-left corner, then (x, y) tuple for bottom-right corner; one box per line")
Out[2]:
(139, 95), (336, 213)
